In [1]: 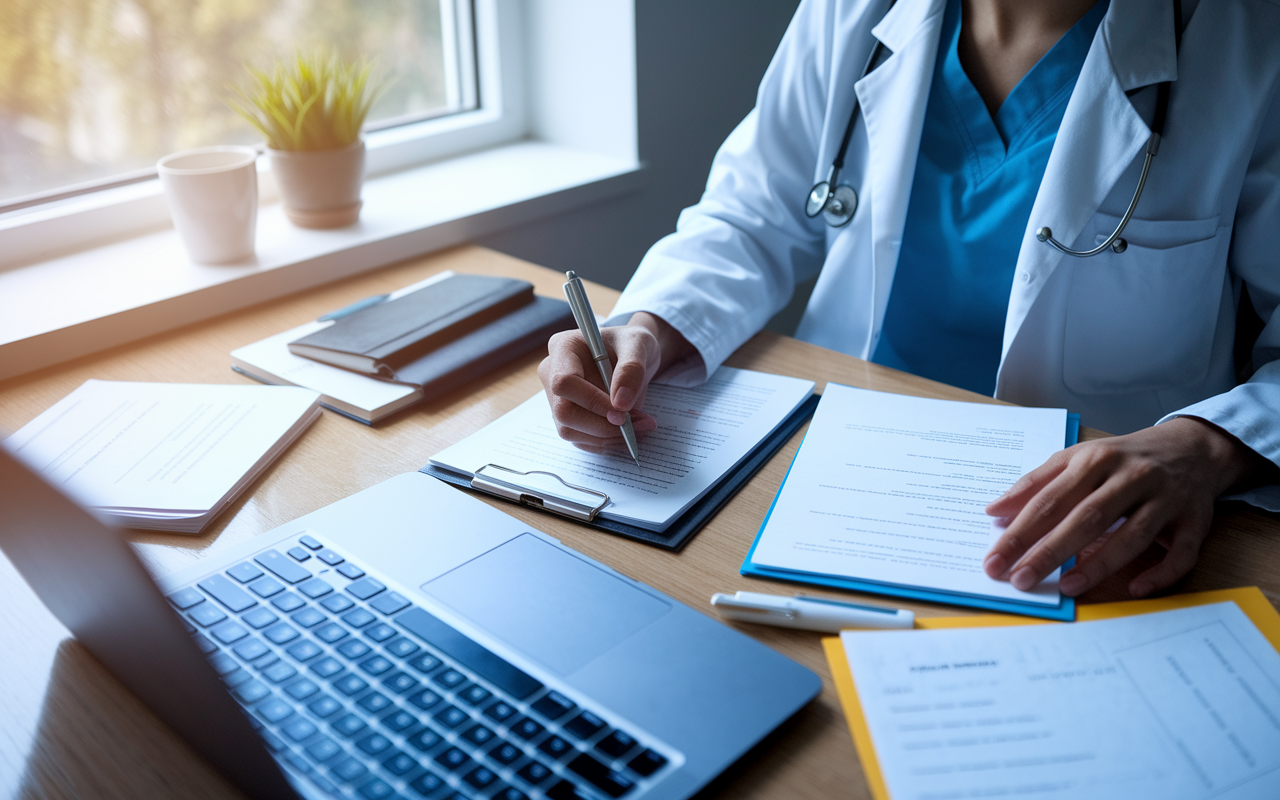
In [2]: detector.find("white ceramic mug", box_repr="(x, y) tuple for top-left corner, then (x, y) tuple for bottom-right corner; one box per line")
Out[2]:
(157, 146), (259, 264)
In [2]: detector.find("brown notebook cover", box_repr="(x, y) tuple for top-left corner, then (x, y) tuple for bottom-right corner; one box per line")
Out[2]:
(288, 274), (534, 376)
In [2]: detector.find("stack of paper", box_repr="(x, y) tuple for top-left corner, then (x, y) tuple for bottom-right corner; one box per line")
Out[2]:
(3, 380), (321, 533)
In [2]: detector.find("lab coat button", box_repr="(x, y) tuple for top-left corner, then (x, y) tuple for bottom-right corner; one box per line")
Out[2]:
(1021, 271), (1032, 283)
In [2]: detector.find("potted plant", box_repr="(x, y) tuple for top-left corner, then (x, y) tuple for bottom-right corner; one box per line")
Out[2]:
(230, 53), (386, 229)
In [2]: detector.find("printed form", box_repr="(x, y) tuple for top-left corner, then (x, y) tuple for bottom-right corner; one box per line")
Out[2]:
(750, 385), (1067, 604)
(429, 367), (814, 531)
(843, 602), (1280, 800)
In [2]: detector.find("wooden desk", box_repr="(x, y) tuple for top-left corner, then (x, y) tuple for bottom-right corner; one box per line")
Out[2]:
(2, 245), (1277, 800)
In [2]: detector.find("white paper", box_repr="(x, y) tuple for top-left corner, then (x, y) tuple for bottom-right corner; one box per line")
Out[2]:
(750, 385), (1067, 605)
(843, 603), (1280, 800)
(429, 366), (814, 530)
(5, 380), (320, 514)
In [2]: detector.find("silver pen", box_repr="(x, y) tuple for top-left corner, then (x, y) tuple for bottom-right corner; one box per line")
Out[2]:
(562, 270), (641, 466)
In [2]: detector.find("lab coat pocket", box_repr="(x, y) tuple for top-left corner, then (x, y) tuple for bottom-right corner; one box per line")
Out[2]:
(1062, 214), (1225, 395)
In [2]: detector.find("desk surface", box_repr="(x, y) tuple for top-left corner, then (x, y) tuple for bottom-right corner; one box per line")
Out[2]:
(2, 245), (1278, 800)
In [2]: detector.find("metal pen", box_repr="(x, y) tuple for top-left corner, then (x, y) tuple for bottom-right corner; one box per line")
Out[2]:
(562, 270), (641, 466)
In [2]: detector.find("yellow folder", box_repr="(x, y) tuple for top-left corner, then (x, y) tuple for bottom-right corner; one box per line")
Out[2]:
(822, 586), (1280, 800)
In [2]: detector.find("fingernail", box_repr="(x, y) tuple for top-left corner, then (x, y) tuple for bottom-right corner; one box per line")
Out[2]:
(1010, 567), (1036, 591)
(1059, 573), (1087, 596)
(983, 553), (1007, 577)
(1131, 580), (1153, 598)
(614, 387), (635, 409)
(606, 410), (625, 426)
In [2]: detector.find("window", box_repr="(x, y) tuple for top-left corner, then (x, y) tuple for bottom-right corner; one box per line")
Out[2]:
(0, 0), (478, 213)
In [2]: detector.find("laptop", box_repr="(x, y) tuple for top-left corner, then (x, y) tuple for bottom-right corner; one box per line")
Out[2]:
(0, 446), (820, 800)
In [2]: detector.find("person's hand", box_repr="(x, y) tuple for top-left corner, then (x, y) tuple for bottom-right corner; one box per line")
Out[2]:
(537, 312), (694, 454)
(982, 417), (1272, 598)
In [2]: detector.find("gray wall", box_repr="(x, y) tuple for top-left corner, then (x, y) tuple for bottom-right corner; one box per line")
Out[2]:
(479, 0), (804, 329)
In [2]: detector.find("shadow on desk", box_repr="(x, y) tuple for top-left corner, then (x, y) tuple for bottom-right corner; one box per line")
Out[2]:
(18, 639), (240, 800)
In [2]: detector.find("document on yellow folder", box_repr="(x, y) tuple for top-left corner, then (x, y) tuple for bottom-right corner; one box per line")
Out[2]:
(824, 588), (1280, 800)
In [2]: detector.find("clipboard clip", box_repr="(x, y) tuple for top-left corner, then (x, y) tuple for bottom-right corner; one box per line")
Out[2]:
(470, 464), (610, 523)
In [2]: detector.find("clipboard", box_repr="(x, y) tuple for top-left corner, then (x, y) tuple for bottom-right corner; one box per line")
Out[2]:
(421, 394), (822, 551)
(740, 412), (1082, 621)
(822, 586), (1280, 800)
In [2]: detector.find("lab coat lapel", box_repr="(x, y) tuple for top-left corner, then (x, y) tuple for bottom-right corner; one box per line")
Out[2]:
(857, 0), (947, 343)
(999, 0), (1178, 368)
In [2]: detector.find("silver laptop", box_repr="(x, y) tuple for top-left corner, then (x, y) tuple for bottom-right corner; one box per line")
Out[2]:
(0, 446), (819, 800)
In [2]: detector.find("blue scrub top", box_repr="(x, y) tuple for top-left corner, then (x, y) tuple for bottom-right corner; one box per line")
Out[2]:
(871, 0), (1108, 394)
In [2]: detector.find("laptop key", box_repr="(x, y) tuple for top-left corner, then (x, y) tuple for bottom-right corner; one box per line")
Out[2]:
(232, 638), (270, 662)
(357, 691), (392, 713)
(168, 587), (204, 609)
(287, 546), (312, 563)
(228, 562), (265, 583)
(299, 534), (323, 550)
(382, 671), (419, 694)
(305, 735), (342, 763)
(321, 594), (355, 613)
(532, 691), (576, 721)
(457, 684), (492, 706)
(223, 668), (253, 688)
(355, 732), (392, 756)
(193, 634), (217, 654)
(359, 655), (393, 676)
(434, 747), (471, 772)
(492, 788), (531, 800)
(258, 696), (294, 723)
(209, 651), (238, 675)
(381, 709), (418, 732)
(370, 591), (410, 615)
(346, 577), (386, 600)
(409, 771), (445, 796)
(234, 679), (270, 704)
(545, 780), (591, 800)
(331, 713), (368, 738)
(483, 700), (517, 723)
(342, 608), (377, 628)
(564, 711), (606, 740)
(317, 548), (344, 566)
(291, 607), (326, 628)
(383, 636), (421, 659)
(337, 562), (365, 580)
(285, 678), (320, 700)
(464, 766), (498, 790)
(260, 729), (287, 752)
(298, 577), (334, 599)
(333, 674), (370, 696)
(211, 620), (249, 644)
(311, 657), (344, 678)
(255, 550), (312, 584)
(357, 777), (394, 800)
(408, 689), (443, 710)
(626, 749), (667, 777)
(382, 750), (417, 776)
(594, 730), (636, 759)
(406, 728), (443, 752)
(516, 761), (553, 786)
(271, 592), (305, 612)
(538, 735), (574, 761)
(567, 753), (635, 797)
(314, 622), (349, 644)
(286, 640), (323, 662)
(408, 653), (443, 674)
(263, 622), (300, 645)
(431, 668), (467, 689)
(283, 717), (319, 742)
(365, 623), (397, 643)
(262, 662), (298, 683)
(338, 639), (372, 660)
(249, 576), (285, 598)
(199, 574), (257, 613)
(308, 694), (343, 718)
(243, 607), (280, 629)
(509, 717), (545, 741)
(434, 705), (470, 729)
(397, 608), (544, 701)
(330, 756), (368, 782)
(490, 742), (523, 765)
(461, 723), (495, 746)
(189, 603), (227, 627)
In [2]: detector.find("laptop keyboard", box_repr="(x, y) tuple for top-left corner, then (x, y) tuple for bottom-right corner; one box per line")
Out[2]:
(170, 531), (673, 800)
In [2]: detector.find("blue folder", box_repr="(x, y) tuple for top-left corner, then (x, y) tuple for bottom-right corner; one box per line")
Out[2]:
(741, 402), (1082, 622)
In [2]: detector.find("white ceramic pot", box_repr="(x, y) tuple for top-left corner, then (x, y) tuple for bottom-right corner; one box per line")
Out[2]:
(267, 141), (365, 229)
(157, 146), (258, 263)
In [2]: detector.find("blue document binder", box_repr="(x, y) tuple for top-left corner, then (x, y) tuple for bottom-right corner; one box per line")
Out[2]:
(741, 411), (1081, 621)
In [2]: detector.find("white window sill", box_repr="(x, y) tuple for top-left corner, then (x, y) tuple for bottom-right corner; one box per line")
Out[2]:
(0, 141), (643, 382)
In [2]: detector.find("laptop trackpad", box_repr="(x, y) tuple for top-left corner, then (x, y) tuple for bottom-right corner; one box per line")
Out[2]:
(421, 534), (671, 677)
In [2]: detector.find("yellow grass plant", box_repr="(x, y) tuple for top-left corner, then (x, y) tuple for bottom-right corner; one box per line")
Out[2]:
(229, 52), (387, 151)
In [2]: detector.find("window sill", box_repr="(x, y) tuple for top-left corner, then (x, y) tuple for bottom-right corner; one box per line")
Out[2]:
(0, 141), (643, 382)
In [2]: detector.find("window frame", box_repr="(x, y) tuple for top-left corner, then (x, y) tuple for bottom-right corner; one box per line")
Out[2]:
(0, 0), (524, 272)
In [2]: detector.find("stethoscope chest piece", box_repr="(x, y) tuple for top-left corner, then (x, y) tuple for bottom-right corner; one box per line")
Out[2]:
(805, 180), (858, 227)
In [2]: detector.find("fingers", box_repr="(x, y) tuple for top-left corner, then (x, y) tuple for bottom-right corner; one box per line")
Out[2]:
(985, 449), (1070, 517)
(609, 333), (655, 412)
(1127, 516), (1211, 597)
(538, 326), (662, 446)
(1056, 509), (1161, 596)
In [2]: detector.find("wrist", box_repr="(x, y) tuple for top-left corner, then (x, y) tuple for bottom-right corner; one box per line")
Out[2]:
(1168, 416), (1270, 495)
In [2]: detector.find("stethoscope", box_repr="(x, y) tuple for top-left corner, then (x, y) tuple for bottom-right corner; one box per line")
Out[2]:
(805, 0), (1182, 258)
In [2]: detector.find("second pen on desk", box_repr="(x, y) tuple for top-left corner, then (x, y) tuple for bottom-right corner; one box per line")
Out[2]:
(562, 270), (641, 466)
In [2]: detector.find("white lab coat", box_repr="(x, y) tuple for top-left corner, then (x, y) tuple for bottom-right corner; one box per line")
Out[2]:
(609, 0), (1280, 509)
